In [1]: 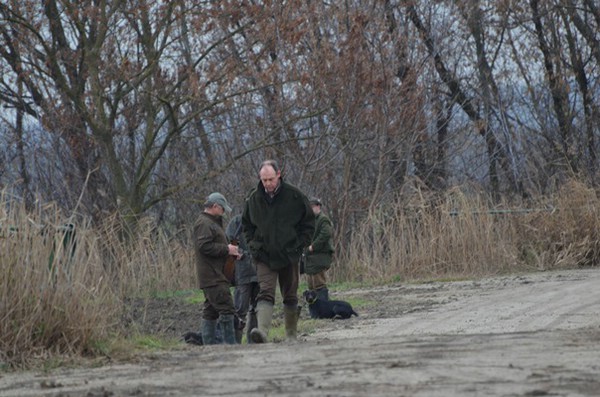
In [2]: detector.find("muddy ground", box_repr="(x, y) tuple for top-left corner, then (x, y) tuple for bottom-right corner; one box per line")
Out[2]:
(1, 268), (600, 396)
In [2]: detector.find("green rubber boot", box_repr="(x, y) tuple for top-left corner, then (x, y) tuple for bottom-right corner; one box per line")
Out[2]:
(249, 300), (274, 344)
(283, 304), (299, 342)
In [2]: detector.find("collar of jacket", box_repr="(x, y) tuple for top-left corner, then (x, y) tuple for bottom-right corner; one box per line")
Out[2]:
(201, 211), (223, 226)
(259, 178), (283, 204)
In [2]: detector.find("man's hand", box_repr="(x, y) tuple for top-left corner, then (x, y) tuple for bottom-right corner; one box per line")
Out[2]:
(228, 244), (242, 259)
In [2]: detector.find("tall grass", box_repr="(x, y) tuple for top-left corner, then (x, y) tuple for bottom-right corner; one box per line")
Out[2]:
(94, 214), (194, 297)
(332, 180), (600, 282)
(3, 180), (600, 367)
(0, 197), (116, 367)
(0, 193), (194, 368)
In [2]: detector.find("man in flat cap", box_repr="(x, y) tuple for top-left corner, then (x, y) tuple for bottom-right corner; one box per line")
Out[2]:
(193, 192), (240, 344)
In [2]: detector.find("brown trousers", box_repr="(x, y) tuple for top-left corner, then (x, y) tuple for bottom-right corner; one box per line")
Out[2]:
(306, 270), (327, 290)
(255, 260), (299, 306)
(202, 283), (235, 320)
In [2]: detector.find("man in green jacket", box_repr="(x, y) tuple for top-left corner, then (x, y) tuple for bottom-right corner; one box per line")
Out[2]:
(194, 192), (241, 344)
(304, 197), (334, 318)
(242, 160), (315, 343)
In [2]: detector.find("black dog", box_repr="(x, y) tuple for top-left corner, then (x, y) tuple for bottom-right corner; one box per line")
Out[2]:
(303, 290), (358, 319)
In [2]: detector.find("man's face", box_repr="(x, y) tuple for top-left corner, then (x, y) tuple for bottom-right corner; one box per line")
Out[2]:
(207, 203), (225, 217)
(311, 204), (321, 215)
(259, 165), (281, 194)
(215, 204), (225, 216)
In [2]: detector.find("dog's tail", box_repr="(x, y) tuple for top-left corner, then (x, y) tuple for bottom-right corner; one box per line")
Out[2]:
(351, 310), (358, 317)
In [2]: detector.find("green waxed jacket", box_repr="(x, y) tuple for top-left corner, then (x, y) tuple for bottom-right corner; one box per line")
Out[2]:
(242, 180), (315, 270)
(304, 212), (334, 275)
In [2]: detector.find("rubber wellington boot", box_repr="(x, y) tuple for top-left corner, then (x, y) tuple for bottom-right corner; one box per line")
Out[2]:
(246, 307), (257, 344)
(283, 304), (299, 342)
(201, 319), (217, 345)
(235, 328), (243, 344)
(219, 314), (237, 344)
(234, 315), (244, 344)
(250, 300), (274, 344)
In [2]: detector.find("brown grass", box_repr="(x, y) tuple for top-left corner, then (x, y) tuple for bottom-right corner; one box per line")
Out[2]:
(330, 180), (600, 282)
(0, 195), (193, 368)
(93, 214), (194, 297)
(2, 180), (599, 367)
(0, 197), (116, 368)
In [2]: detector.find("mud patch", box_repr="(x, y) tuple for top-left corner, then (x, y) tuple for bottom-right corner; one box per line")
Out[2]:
(121, 295), (203, 340)
(2, 268), (600, 397)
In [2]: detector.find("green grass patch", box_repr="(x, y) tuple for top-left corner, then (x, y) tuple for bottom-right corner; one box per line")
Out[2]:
(149, 287), (236, 303)
(269, 325), (286, 342)
(141, 286), (235, 305)
(342, 296), (371, 309)
(298, 318), (321, 335)
(183, 290), (205, 305)
(298, 280), (375, 293)
(133, 335), (174, 350)
(153, 289), (197, 299)
(87, 338), (113, 357)
(328, 280), (375, 291)
(79, 334), (179, 364)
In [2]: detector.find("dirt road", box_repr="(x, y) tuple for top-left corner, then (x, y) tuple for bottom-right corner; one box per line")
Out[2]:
(2, 268), (600, 396)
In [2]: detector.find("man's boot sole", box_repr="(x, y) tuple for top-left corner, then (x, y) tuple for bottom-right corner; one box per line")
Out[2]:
(250, 328), (267, 344)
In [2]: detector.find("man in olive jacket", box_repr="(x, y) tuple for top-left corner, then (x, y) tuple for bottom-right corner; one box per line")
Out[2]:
(242, 160), (315, 343)
(194, 192), (241, 344)
(304, 197), (334, 318)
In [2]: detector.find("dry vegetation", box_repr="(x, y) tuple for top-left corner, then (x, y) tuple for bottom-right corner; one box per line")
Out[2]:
(335, 180), (600, 282)
(2, 181), (600, 368)
(2, 1), (600, 375)
(0, 192), (193, 369)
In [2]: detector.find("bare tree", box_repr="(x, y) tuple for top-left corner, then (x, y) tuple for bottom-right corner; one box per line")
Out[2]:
(0, 1), (257, 228)
(0, 0), (598, 245)
(560, 0), (600, 179)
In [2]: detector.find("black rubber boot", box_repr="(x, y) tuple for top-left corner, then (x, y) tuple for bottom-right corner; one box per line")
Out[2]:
(235, 328), (243, 344)
(234, 315), (244, 344)
(201, 319), (217, 345)
(246, 308), (257, 344)
(219, 314), (237, 344)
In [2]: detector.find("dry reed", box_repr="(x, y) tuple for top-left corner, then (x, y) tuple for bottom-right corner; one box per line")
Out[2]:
(3, 180), (599, 367)
(0, 196), (117, 367)
(0, 193), (194, 368)
(331, 181), (600, 282)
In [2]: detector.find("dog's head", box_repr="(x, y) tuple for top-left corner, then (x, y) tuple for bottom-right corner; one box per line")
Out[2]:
(303, 289), (318, 304)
